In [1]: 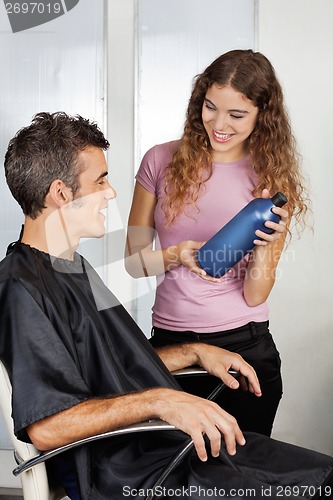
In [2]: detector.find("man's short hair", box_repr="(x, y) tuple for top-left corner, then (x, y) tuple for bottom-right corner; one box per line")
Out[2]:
(4, 112), (110, 219)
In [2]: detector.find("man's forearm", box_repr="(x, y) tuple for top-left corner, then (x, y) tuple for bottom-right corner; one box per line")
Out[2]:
(27, 344), (261, 460)
(157, 342), (262, 398)
(28, 381), (247, 461)
(27, 343), (202, 451)
(27, 387), (168, 451)
(155, 343), (200, 372)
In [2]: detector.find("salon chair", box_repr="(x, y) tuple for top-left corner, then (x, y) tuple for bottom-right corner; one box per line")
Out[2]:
(0, 358), (238, 500)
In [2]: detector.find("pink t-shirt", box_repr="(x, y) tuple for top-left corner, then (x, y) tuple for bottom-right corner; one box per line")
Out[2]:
(135, 141), (269, 333)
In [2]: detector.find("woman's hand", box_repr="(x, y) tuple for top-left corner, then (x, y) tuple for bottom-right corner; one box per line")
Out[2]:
(253, 189), (289, 246)
(176, 240), (222, 283)
(243, 189), (289, 305)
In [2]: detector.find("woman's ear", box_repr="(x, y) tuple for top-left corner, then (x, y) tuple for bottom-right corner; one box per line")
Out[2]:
(47, 179), (73, 208)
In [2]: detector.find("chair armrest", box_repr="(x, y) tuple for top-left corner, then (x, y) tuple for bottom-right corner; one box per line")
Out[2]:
(13, 369), (239, 477)
(173, 367), (240, 403)
(172, 366), (239, 378)
(13, 419), (177, 477)
(171, 366), (208, 377)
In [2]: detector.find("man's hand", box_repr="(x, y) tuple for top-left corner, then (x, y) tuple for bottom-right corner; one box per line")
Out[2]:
(158, 343), (262, 398)
(154, 343), (262, 460)
(27, 383), (245, 461)
(152, 387), (245, 461)
(28, 342), (255, 461)
(192, 343), (262, 397)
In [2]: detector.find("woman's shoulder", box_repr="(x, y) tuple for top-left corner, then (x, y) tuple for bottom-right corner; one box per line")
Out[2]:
(144, 140), (180, 164)
(137, 140), (180, 185)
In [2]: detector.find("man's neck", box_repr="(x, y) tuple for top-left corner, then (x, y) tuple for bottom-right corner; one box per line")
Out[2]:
(21, 212), (78, 260)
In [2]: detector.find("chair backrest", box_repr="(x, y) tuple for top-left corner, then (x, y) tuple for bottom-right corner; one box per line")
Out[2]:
(0, 358), (65, 500)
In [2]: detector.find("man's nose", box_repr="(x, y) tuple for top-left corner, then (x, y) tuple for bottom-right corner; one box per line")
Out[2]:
(104, 181), (117, 200)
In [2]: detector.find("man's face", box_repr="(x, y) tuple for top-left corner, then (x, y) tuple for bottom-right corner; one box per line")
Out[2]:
(62, 146), (116, 240)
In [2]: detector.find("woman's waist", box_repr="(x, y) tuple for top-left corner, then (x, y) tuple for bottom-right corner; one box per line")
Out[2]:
(151, 321), (270, 348)
(152, 291), (269, 334)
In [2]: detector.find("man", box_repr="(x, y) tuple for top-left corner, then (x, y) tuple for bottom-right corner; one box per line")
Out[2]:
(0, 112), (332, 500)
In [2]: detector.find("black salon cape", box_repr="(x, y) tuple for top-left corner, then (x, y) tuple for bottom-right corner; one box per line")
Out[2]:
(0, 243), (332, 499)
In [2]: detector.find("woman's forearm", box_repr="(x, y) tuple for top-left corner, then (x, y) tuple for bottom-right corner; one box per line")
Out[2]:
(125, 240), (182, 278)
(243, 237), (285, 306)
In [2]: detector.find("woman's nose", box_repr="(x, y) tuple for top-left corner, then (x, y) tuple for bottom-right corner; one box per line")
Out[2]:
(214, 112), (229, 131)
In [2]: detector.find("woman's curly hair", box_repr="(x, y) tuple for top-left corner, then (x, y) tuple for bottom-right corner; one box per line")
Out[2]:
(163, 49), (309, 236)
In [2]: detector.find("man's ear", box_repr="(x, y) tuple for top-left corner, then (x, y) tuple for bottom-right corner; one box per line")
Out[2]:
(47, 179), (73, 208)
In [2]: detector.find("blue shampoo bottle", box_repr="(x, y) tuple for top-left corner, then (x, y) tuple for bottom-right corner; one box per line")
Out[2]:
(197, 192), (288, 278)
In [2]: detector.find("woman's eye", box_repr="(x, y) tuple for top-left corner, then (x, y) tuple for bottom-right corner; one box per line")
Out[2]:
(205, 103), (216, 111)
(230, 114), (243, 119)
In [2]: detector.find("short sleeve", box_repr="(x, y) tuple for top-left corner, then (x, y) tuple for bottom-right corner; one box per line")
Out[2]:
(135, 141), (179, 196)
(0, 278), (92, 442)
(135, 146), (159, 195)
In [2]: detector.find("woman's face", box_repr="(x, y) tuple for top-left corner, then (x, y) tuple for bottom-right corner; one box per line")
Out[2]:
(201, 83), (258, 162)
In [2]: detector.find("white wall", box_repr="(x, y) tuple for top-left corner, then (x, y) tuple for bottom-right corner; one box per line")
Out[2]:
(105, 0), (136, 313)
(257, 0), (333, 453)
(134, 0), (257, 334)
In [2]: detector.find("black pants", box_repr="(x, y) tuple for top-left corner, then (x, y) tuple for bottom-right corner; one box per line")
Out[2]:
(150, 321), (282, 437)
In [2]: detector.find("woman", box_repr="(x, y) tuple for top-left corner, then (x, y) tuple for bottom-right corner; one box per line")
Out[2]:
(126, 49), (308, 436)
